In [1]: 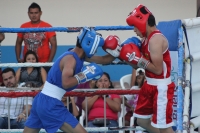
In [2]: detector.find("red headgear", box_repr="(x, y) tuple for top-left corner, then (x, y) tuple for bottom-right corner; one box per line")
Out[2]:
(126, 4), (152, 36)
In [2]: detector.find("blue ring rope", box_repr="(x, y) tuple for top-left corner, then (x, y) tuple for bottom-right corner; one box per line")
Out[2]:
(177, 28), (184, 131)
(0, 26), (134, 33)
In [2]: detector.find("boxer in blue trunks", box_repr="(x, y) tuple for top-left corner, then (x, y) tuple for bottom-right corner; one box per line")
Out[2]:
(23, 27), (105, 133)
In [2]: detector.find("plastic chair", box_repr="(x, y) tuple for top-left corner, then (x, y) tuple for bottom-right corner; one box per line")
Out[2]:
(120, 74), (132, 89)
(120, 73), (145, 133)
(79, 105), (124, 133)
(118, 104), (126, 133)
(79, 109), (85, 126)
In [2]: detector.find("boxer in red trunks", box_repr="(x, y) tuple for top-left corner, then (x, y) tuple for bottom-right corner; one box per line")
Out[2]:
(101, 4), (175, 133)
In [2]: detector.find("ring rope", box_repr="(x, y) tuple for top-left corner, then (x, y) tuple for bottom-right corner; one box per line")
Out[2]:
(0, 26), (134, 33)
(0, 61), (128, 68)
(0, 126), (145, 132)
(0, 89), (140, 98)
(0, 42), (1, 64)
(0, 25), (184, 132)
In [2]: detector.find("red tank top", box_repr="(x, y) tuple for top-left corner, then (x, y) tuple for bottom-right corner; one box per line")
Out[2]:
(141, 30), (171, 79)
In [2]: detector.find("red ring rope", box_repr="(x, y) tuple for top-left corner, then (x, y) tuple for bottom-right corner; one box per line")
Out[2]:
(0, 89), (140, 98)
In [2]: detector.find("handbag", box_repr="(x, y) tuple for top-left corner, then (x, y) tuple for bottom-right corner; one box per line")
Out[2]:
(92, 118), (110, 126)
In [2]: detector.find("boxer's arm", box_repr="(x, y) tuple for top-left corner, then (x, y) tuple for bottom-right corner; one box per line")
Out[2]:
(61, 55), (79, 89)
(48, 36), (57, 62)
(85, 54), (116, 65)
(0, 25), (5, 42)
(119, 44), (143, 69)
(146, 35), (165, 75)
(0, 33), (5, 42)
(125, 61), (138, 69)
(15, 37), (23, 62)
(86, 35), (119, 64)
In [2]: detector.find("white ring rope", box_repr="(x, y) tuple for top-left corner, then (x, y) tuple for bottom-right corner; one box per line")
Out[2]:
(0, 63), (54, 67)
(0, 126), (145, 133)
(0, 61), (126, 68)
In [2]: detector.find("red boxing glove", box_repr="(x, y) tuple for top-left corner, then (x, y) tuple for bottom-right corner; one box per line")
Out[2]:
(119, 43), (149, 69)
(102, 35), (121, 57)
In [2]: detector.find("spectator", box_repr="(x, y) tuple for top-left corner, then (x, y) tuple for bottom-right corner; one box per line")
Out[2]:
(75, 80), (96, 120)
(15, 50), (47, 88)
(124, 68), (145, 127)
(15, 2), (57, 73)
(82, 72), (121, 133)
(0, 26), (5, 42)
(62, 96), (79, 118)
(0, 68), (33, 129)
(0, 27), (5, 86)
(130, 69), (137, 87)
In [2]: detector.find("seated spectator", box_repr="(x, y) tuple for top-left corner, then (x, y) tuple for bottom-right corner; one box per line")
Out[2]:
(15, 50), (47, 88)
(82, 72), (121, 133)
(0, 66), (3, 87)
(61, 96), (79, 119)
(75, 80), (96, 120)
(130, 69), (137, 87)
(124, 68), (145, 127)
(0, 29), (5, 86)
(0, 68), (33, 129)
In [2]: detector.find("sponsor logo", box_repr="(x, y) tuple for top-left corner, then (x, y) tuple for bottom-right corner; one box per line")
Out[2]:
(86, 66), (95, 74)
(126, 52), (136, 62)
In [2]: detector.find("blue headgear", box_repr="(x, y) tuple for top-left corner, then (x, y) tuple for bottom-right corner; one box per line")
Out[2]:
(121, 36), (141, 49)
(77, 27), (104, 58)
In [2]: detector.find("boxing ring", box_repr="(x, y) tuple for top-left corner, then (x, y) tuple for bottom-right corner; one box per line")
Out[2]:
(182, 17), (200, 133)
(0, 17), (200, 132)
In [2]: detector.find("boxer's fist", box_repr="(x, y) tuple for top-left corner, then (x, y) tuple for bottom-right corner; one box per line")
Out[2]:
(119, 44), (149, 69)
(74, 63), (103, 84)
(119, 44), (141, 64)
(121, 36), (141, 48)
(102, 35), (121, 57)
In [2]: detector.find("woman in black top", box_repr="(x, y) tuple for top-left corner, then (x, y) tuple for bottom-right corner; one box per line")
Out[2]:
(15, 50), (47, 88)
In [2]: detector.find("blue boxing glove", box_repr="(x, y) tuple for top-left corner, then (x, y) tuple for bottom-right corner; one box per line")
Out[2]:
(74, 63), (103, 84)
(121, 36), (141, 49)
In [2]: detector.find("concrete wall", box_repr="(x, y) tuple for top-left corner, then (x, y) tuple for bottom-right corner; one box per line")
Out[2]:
(0, 0), (196, 46)
(0, 0), (196, 81)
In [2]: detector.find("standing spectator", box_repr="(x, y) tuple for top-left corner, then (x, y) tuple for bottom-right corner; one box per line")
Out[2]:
(82, 72), (121, 133)
(0, 26), (5, 42)
(15, 50), (47, 88)
(15, 2), (57, 73)
(0, 27), (5, 86)
(0, 68), (33, 129)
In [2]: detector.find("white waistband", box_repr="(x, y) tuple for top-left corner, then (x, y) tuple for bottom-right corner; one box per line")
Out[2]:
(146, 77), (171, 85)
(41, 81), (66, 100)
